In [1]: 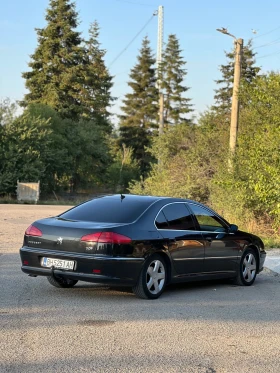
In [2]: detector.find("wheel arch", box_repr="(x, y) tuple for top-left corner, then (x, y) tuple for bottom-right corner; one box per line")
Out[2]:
(145, 249), (172, 285)
(156, 251), (172, 284)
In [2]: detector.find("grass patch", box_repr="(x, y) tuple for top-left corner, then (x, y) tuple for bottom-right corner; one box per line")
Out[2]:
(261, 236), (280, 250)
(36, 200), (79, 206)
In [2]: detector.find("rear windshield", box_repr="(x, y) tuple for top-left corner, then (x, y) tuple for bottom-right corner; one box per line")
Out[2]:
(59, 196), (154, 223)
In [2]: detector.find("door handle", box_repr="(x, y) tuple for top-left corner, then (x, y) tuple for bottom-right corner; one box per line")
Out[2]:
(205, 236), (212, 242)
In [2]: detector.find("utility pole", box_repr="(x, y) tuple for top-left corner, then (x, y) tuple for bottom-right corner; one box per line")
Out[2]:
(230, 38), (243, 158)
(156, 5), (164, 135)
(159, 93), (164, 135)
(217, 28), (243, 168)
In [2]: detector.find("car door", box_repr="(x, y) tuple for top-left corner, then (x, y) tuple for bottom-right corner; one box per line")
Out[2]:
(188, 203), (239, 274)
(155, 203), (205, 277)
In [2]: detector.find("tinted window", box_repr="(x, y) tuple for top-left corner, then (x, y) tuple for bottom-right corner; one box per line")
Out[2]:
(155, 211), (169, 229)
(157, 203), (196, 230)
(189, 204), (227, 231)
(59, 196), (154, 223)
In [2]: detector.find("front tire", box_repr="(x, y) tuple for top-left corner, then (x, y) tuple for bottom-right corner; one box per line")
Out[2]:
(234, 248), (258, 286)
(133, 254), (167, 299)
(47, 276), (78, 288)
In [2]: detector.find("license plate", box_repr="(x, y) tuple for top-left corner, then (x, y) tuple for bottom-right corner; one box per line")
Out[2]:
(42, 257), (75, 270)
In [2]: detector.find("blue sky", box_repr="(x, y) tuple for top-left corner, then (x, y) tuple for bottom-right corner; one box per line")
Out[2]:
(1, 0), (280, 121)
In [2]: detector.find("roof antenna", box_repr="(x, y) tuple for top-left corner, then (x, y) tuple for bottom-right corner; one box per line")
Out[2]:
(120, 194), (125, 202)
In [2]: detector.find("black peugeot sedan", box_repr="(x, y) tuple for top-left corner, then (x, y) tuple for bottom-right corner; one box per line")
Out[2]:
(20, 194), (266, 299)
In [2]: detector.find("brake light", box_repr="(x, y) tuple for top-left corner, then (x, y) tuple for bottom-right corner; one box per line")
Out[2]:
(81, 232), (131, 244)
(25, 225), (42, 237)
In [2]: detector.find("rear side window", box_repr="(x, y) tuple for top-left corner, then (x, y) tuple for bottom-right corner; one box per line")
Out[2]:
(155, 211), (169, 229)
(59, 196), (154, 223)
(156, 203), (196, 230)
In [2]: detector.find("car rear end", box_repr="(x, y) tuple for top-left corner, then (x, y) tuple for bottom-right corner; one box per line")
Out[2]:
(20, 195), (158, 286)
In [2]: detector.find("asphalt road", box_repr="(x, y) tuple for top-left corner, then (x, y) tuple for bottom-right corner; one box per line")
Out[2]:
(0, 205), (280, 373)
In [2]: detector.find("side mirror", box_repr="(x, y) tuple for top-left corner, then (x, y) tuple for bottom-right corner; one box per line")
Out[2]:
(229, 224), (238, 233)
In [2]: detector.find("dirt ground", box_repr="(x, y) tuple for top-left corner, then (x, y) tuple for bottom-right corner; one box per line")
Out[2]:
(0, 204), (72, 254)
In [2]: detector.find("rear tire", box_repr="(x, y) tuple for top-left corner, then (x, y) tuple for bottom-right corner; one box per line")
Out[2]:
(133, 254), (167, 299)
(234, 248), (258, 286)
(47, 276), (78, 288)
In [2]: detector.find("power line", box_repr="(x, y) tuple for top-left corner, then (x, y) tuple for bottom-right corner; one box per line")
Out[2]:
(109, 12), (156, 67)
(252, 25), (280, 40)
(258, 49), (280, 59)
(254, 36), (280, 49)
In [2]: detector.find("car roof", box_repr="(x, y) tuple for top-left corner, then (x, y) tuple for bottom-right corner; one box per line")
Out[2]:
(101, 195), (224, 219)
(112, 195), (229, 226)
(95, 194), (196, 204)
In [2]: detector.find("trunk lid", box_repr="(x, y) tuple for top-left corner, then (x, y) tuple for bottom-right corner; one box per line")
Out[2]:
(25, 217), (129, 254)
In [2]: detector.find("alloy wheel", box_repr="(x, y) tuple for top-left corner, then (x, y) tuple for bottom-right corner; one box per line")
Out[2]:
(146, 259), (166, 295)
(242, 253), (256, 283)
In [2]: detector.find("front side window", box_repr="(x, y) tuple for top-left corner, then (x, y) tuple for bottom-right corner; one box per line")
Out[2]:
(189, 204), (227, 232)
(156, 203), (196, 230)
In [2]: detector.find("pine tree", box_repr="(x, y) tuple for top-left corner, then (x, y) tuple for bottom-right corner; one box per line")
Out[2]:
(160, 34), (193, 126)
(21, 0), (86, 119)
(83, 21), (113, 126)
(119, 36), (158, 175)
(214, 39), (260, 114)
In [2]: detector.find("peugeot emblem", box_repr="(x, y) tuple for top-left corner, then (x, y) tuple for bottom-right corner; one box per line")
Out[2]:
(57, 237), (63, 245)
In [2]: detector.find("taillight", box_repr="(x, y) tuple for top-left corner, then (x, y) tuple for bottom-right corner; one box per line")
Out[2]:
(81, 232), (131, 244)
(25, 225), (42, 237)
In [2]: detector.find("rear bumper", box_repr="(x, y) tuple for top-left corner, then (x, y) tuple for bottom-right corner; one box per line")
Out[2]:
(21, 266), (137, 286)
(20, 246), (144, 286)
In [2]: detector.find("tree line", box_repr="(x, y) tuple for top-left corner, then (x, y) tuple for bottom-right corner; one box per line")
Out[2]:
(0, 0), (279, 240)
